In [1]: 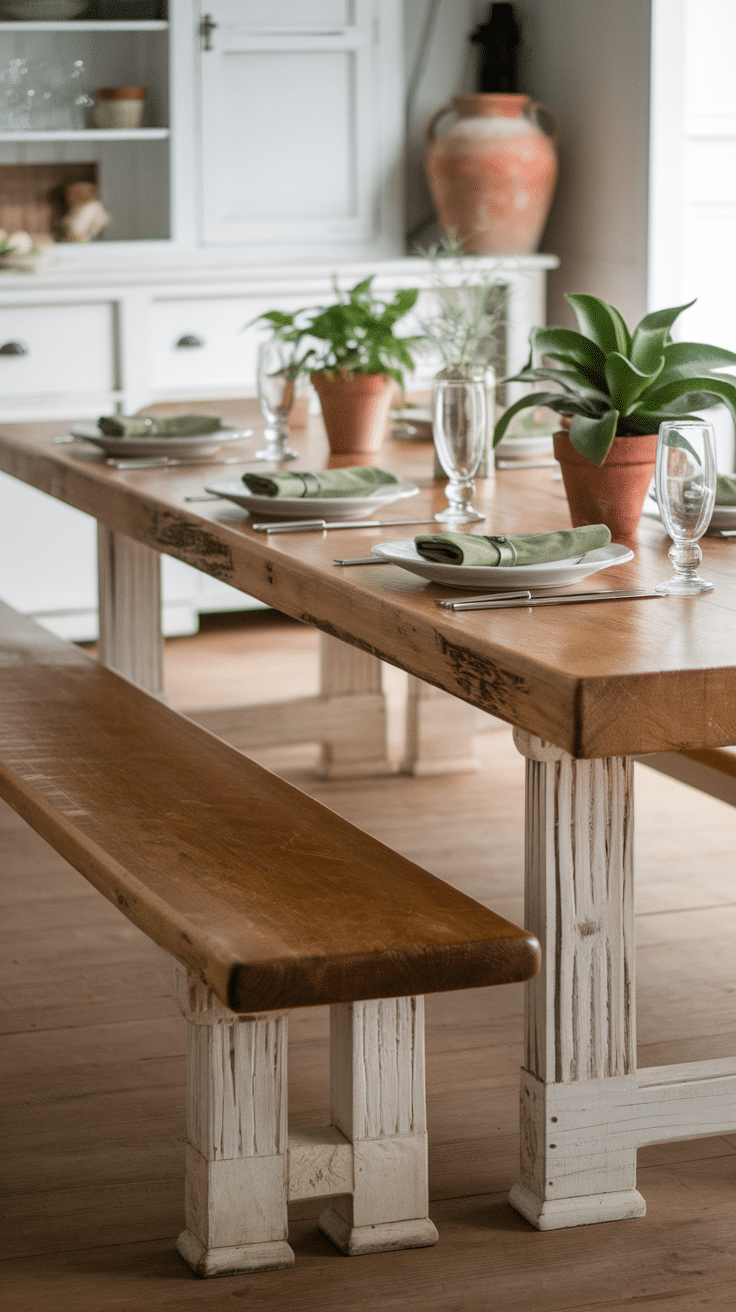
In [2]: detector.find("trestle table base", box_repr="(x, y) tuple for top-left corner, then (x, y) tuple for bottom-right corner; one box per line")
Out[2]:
(512, 728), (736, 1230)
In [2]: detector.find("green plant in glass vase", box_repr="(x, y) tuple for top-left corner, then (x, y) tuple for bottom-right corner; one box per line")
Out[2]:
(493, 293), (736, 537)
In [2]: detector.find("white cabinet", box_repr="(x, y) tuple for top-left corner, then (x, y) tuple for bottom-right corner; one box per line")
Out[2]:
(198, 0), (403, 260)
(0, 20), (171, 243)
(0, 0), (402, 257)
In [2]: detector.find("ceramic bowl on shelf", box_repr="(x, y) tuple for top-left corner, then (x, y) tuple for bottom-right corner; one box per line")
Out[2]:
(0, 0), (88, 16)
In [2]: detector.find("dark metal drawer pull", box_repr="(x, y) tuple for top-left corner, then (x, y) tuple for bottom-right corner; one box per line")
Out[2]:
(175, 334), (204, 349)
(0, 340), (29, 356)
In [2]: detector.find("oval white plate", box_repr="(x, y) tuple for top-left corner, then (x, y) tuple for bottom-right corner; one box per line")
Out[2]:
(70, 423), (252, 459)
(643, 493), (736, 532)
(205, 478), (420, 520)
(370, 539), (634, 590)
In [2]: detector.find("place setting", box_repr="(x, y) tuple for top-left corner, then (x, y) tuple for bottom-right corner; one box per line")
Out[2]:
(54, 414), (255, 468)
(204, 465), (431, 530)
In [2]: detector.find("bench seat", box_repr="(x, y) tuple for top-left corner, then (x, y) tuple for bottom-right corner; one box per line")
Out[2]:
(0, 599), (539, 1276)
(637, 747), (736, 808)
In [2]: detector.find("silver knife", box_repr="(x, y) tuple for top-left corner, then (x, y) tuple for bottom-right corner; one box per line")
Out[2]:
(444, 588), (663, 612)
(333, 557), (393, 565)
(252, 518), (443, 533)
(436, 590), (532, 607)
(107, 455), (256, 470)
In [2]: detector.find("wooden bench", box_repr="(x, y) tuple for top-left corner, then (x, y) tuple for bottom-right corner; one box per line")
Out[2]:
(0, 599), (540, 1278)
(637, 747), (736, 808)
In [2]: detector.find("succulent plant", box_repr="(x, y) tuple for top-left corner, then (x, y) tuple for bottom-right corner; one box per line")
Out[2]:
(493, 294), (736, 465)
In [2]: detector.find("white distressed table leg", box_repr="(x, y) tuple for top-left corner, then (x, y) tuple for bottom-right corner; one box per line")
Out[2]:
(509, 729), (646, 1230)
(175, 968), (294, 1277)
(401, 676), (479, 775)
(96, 524), (164, 694)
(318, 633), (390, 777)
(319, 997), (438, 1255)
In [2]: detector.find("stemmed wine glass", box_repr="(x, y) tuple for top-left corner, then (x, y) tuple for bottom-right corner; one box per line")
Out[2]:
(255, 339), (300, 462)
(432, 375), (487, 523)
(654, 420), (717, 595)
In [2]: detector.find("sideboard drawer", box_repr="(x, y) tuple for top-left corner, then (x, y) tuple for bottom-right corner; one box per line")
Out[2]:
(151, 297), (263, 394)
(151, 294), (307, 396)
(0, 302), (118, 397)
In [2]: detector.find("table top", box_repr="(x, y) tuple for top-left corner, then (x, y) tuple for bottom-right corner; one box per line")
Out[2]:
(2, 403), (736, 759)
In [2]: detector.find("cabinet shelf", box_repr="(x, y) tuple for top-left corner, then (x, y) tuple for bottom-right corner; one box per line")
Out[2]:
(0, 128), (169, 141)
(0, 19), (168, 29)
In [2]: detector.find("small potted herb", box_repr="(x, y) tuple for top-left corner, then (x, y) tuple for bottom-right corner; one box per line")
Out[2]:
(493, 294), (736, 537)
(256, 277), (420, 454)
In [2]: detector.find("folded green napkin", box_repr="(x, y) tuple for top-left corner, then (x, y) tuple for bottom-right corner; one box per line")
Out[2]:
(98, 414), (223, 438)
(415, 524), (611, 567)
(242, 467), (399, 498)
(717, 475), (736, 505)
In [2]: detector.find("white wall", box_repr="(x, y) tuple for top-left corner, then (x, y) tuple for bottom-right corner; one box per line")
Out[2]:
(517, 0), (651, 331)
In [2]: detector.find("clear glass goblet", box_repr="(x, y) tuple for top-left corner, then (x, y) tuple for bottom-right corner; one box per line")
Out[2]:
(255, 339), (300, 462)
(432, 375), (487, 523)
(654, 419), (717, 595)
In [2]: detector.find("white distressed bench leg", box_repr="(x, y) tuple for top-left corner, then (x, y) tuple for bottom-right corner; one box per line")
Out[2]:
(97, 524), (164, 695)
(401, 677), (479, 775)
(509, 730), (646, 1230)
(175, 969), (294, 1277)
(318, 634), (390, 777)
(319, 997), (439, 1254)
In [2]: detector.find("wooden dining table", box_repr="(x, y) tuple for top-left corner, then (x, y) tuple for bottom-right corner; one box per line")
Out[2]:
(3, 406), (736, 1234)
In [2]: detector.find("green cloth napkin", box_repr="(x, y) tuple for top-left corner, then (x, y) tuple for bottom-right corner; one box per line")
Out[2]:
(717, 475), (736, 505)
(98, 415), (223, 438)
(415, 524), (612, 567)
(242, 467), (399, 498)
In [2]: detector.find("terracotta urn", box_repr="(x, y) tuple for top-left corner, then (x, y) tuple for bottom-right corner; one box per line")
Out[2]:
(424, 93), (558, 255)
(311, 371), (396, 455)
(553, 427), (658, 541)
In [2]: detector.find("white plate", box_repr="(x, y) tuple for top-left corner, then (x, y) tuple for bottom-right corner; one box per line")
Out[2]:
(70, 422), (252, 459)
(494, 432), (555, 459)
(370, 539), (634, 590)
(644, 493), (736, 531)
(205, 478), (420, 520)
(390, 407), (433, 441)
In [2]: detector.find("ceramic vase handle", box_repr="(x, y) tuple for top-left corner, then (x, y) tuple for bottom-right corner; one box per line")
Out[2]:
(425, 101), (456, 143)
(528, 100), (559, 144)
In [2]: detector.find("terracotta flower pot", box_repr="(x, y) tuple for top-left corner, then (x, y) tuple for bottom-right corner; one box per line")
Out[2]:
(553, 429), (658, 541)
(424, 93), (558, 255)
(311, 371), (396, 455)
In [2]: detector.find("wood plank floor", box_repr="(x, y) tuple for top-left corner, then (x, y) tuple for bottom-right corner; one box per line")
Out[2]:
(3, 611), (736, 1310)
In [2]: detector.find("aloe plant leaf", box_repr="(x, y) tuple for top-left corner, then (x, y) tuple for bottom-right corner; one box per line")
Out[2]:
(620, 409), (702, 435)
(658, 341), (736, 385)
(530, 326), (607, 384)
(629, 301), (695, 372)
(507, 366), (610, 406)
(642, 373), (736, 427)
(565, 295), (631, 356)
(659, 428), (702, 464)
(605, 352), (664, 413)
(568, 410), (620, 466)
(492, 391), (574, 446)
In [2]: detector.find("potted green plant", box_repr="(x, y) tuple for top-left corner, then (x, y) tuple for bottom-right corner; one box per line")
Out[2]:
(492, 294), (736, 537)
(257, 277), (420, 455)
